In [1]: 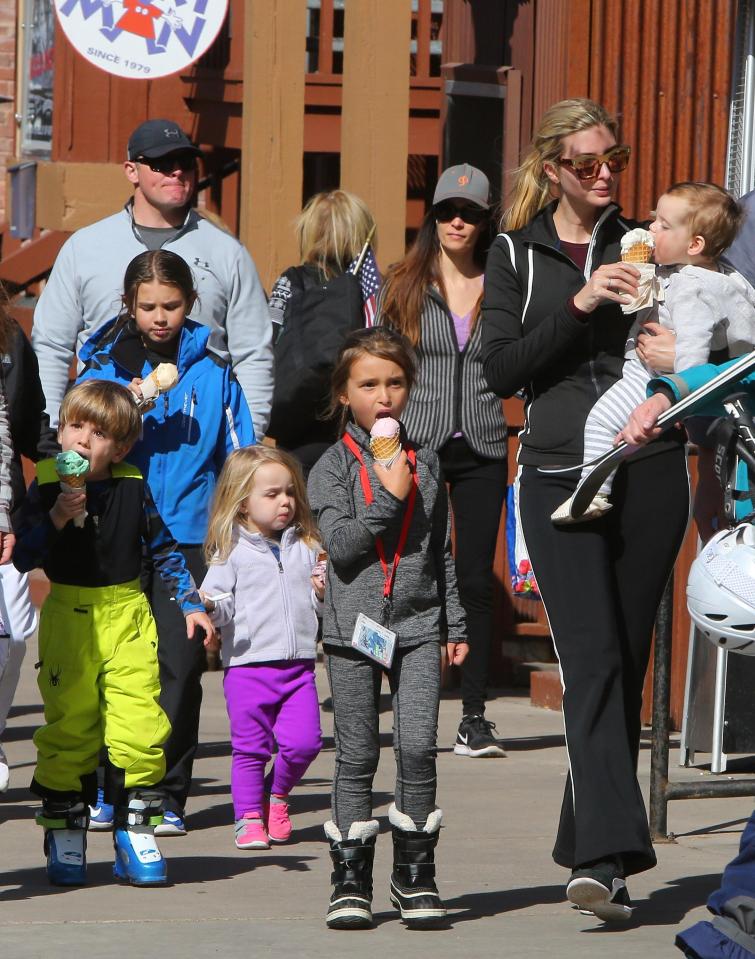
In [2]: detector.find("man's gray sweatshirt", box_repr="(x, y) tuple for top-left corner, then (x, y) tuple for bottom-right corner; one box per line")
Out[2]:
(307, 423), (466, 648)
(32, 202), (273, 436)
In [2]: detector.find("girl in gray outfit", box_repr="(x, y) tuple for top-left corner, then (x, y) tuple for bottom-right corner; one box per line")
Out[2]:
(307, 327), (467, 931)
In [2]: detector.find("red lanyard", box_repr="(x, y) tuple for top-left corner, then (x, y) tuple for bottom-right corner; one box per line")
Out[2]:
(342, 432), (418, 599)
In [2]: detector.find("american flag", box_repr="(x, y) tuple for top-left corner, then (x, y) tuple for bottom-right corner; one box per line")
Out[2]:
(349, 246), (381, 327)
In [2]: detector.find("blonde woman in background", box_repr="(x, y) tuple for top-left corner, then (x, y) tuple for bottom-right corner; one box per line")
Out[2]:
(267, 191), (377, 476)
(481, 99), (688, 921)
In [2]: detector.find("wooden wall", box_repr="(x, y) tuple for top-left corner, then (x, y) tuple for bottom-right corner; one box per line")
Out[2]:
(533, 0), (736, 219)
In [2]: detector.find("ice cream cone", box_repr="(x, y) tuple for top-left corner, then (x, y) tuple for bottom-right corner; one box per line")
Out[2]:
(370, 434), (401, 464)
(57, 472), (87, 490)
(622, 243), (653, 264)
(370, 414), (402, 467)
(139, 362), (179, 406)
(620, 227), (655, 264)
(312, 550), (328, 579)
(55, 450), (90, 528)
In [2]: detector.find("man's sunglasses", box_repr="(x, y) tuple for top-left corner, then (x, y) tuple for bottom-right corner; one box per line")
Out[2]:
(433, 201), (488, 224)
(558, 145), (631, 181)
(136, 153), (197, 175)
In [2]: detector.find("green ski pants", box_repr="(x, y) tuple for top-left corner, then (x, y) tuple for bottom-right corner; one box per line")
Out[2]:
(34, 581), (171, 796)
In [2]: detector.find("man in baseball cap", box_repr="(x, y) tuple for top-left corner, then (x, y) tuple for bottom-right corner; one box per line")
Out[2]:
(33, 115), (272, 436)
(32, 118), (273, 838)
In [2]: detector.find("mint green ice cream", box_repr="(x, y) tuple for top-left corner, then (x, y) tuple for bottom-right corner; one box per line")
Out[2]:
(55, 450), (90, 479)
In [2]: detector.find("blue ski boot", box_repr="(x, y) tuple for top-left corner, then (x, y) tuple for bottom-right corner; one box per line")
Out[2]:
(37, 799), (88, 886)
(113, 791), (167, 886)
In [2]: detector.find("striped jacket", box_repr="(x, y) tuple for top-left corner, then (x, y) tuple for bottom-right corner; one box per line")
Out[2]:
(379, 288), (507, 460)
(0, 384), (11, 533)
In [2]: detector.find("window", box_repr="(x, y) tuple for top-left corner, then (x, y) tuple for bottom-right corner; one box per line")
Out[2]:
(19, 0), (55, 157)
(726, 0), (755, 196)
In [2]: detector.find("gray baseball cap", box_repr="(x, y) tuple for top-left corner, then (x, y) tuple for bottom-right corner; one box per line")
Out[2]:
(433, 163), (490, 209)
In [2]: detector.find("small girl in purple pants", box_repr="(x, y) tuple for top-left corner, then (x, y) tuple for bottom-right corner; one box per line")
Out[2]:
(201, 446), (324, 850)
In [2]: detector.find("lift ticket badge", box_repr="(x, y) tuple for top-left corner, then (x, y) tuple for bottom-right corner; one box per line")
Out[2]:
(54, 0), (229, 80)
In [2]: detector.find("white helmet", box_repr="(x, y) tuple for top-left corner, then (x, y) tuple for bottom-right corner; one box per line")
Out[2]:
(687, 523), (755, 655)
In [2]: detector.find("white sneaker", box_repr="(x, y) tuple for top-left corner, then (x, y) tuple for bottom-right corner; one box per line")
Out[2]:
(0, 743), (8, 793)
(551, 493), (612, 525)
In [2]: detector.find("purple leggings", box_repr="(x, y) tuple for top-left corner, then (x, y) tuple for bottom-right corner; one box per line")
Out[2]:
(223, 660), (322, 819)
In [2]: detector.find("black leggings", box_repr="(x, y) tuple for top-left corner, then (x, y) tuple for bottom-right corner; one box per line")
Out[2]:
(518, 446), (689, 877)
(145, 545), (208, 815)
(439, 437), (507, 716)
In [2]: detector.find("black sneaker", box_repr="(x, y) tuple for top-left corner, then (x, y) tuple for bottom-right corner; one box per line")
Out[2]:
(566, 859), (633, 921)
(453, 714), (507, 758)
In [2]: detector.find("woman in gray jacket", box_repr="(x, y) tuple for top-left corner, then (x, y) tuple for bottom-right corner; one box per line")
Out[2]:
(379, 164), (508, 758)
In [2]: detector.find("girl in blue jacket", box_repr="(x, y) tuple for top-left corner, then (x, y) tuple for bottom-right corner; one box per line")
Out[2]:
(78, 249), (255, 835)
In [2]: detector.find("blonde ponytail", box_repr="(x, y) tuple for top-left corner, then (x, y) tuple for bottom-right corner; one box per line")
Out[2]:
(502, 98), (619, 232)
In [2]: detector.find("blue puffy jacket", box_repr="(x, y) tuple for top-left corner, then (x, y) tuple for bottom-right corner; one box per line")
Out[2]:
(78, 317), (255, 543)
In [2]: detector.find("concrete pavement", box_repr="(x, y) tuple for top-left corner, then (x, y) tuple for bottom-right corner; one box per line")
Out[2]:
(1, 635), (752, 958)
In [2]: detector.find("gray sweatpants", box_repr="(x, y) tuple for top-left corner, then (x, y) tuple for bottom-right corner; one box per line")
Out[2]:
(325, 641), (441, 832)
(582, 358), (652, 497)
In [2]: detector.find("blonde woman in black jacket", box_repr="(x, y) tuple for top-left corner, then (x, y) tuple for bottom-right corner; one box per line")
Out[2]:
(379, 164), (508, 759)
(481, 99), (689, 920)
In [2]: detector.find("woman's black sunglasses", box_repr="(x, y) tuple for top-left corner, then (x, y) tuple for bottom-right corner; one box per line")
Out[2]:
(433, 201), (488, 225)
(136, 153), (198, 175)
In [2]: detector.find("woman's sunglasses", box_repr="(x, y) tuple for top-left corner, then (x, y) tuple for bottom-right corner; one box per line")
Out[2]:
(136, 153), (198, 175)
(433, 201), (488, 225)
(558, 145), (631, 181)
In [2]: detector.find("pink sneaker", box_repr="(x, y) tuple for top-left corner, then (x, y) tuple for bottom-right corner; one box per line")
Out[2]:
(234, 812), (269, 850)
(266, 798), (292, 843)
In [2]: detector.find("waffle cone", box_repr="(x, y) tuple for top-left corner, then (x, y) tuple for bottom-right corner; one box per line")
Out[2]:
(57, 472), (87, 489)
(370, 434), (401, 464)
(622, 243), (653, 264)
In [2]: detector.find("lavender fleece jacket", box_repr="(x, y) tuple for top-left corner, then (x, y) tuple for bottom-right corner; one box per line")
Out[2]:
(307, 422), (466, 648)
(201, 524), (322, 668)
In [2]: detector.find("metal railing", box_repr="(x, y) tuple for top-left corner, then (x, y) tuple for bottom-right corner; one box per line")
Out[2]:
(649, 575), (755, 842)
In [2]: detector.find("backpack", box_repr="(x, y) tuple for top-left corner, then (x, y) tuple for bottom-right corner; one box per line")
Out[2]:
(267, 264), (364, 448)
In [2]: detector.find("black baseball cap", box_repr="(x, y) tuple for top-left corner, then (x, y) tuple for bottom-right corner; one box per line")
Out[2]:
(127, 119), (203, 161)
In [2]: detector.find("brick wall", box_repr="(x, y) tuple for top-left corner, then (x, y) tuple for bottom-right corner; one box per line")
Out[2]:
(0, 1), (16, 224)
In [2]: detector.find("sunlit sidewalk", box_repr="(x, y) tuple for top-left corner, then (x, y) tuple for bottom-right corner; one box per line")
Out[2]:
(0, 635), (750, 959)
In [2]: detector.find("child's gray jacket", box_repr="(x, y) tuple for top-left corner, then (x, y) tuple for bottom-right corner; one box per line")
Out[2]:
(307, 423), (466, 648)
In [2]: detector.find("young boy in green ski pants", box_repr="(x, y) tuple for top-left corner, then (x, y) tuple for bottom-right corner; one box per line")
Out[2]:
(12, 380), (215, 887)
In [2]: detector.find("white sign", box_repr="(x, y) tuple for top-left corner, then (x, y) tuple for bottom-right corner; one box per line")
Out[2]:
(54, 0), (229, 80)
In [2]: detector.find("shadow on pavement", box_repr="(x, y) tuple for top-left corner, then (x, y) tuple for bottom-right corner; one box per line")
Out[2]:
(579, 872), (721, 934)
(0, 852), (318, 900)
(7, 704), (43, 720)
(444, 883), (565, 922)
(2, 725), (42, 743)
